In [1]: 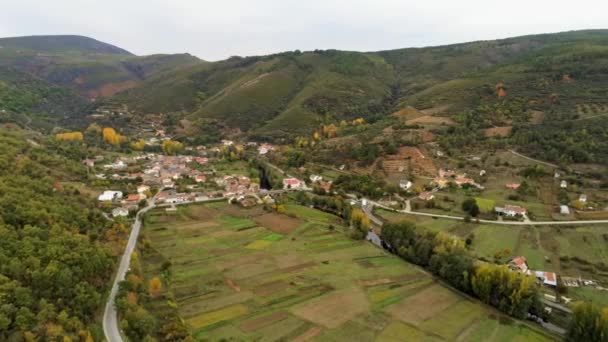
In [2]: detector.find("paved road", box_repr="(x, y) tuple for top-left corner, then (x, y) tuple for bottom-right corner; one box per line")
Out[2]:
(369, 201), (608, 226)
(509, 150), (559, 168)
(103, 200), (155, 342)
(102, 188), (303, 341)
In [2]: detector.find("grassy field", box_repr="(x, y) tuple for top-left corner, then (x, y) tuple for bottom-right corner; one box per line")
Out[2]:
(139, 202), (554, 341)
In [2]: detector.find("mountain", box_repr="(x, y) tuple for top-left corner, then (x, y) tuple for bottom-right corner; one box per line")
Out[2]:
(0, 35), (200, 98)
(0, 35), (132, 55)
(106, 30), (608, 140)
(0, 66), (87, 130)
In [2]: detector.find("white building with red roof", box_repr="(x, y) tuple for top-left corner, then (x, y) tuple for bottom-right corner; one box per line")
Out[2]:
(283, 177), (303, 189)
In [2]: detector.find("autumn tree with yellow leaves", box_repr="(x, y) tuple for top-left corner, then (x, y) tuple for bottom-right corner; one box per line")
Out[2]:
(148, 277), (163, 298)
(161, 140), (184, 155)
(130, 139), (146, 151)
(102, 127), (127, 146)
(55, 131), (84, 141)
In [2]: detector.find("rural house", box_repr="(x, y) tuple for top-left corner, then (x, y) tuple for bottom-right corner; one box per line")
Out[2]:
(495, 204), (527, 217)
(283, 178), (304, 189)
(508, 256), (530, 274)
(419, 192), (435, 201)
(98, 190), (123, 202)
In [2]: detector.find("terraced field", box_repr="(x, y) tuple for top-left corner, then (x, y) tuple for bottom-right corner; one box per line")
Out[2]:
(140, 202), (553, 341)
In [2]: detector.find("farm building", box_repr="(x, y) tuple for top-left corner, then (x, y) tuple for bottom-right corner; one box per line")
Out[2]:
(98, 190), (123, 201)
(112, 207), (129, 217)
(505, 183), (521, 190)
(535, 271), (557, 287)
(399, 179), (413, 190)
(495, 204), (527, 217)
(419, 192), (435, 201)
(508, 256), (529, 274)
(283, 177), (304, 189)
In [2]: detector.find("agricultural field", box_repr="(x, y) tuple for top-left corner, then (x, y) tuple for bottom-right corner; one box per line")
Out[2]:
(375, 209), (608, 299)
(139, 202), (553, 341)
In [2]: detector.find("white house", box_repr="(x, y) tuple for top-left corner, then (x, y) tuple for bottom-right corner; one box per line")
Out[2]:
(399, 180), (413, 190)
(137, 185), (150, 194)
(283, 178), (303, 189)
(560, 205), (570, 215)
(310, 174), (323, 182)
(579, 194), (587, 203)
(560, 180), (567, 189)
(112, 207), (129, 217)
(535, 271), (557, 287)
(98, 191), (123, 201)
(495, 204), (527, 217)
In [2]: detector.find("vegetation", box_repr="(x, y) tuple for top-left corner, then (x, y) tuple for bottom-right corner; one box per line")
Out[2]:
(567, 302), (608, 341)
(0, 129), (117, 340)
(382, 222), (543, 320)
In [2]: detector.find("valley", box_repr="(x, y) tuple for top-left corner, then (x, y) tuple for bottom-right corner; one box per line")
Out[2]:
(1, 30), (608, 341)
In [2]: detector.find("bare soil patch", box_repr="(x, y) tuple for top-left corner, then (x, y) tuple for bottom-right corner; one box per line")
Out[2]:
(254, 213), (303, 234)
(254, 280), (291, 297)
(484, 126), (513, 138)
(239, 311), (289, 332)
(280, 261), (317, 273)
(391, 106), (426, 121)
(420, 105), (450, 115)
(385, 284), (460, 325)
(291, 326), (323, 342)
(225, 278), (241, 292)
(292, 288), (370, 328)
(360, 278), (394, 287)
(529, 111), (545, 125)
(406, 115), (457, 126)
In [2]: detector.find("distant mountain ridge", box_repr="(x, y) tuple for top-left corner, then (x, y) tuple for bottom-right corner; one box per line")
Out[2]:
(0, 35), (133, 55)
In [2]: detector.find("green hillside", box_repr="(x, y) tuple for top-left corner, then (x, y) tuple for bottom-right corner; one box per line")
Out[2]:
(0, 66), (86, 130)
(0, 35), (200, 98)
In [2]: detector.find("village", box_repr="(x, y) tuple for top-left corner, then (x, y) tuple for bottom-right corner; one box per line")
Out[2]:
(89, 141), (317, 218)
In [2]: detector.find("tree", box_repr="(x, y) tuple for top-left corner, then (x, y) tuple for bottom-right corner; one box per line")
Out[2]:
(55, 132), (84, 141)
(462, 198), (480, 217)
(161, 140), (184, 155)
(130, 139), (146, 151)
(148, 277), (163, 298)
(102, 127), (127, 146)
(567, 302), (608, 342)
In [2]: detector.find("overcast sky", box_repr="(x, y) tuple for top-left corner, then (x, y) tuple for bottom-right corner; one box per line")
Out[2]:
(1, 0), (606, 61)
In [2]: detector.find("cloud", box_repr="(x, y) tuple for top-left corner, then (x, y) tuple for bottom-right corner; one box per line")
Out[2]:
(0, 0), (606, 60)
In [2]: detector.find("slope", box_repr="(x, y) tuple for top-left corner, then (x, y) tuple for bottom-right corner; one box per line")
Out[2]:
(0, 66), (86, 130)
(0, 35), (200, 98)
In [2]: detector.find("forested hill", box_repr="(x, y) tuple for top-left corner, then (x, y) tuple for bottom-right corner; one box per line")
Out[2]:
(0, 128), (119, 340)
(0, 35), (200, 99)
(0, 35), (133, 55)
(104, 30), (608, 140)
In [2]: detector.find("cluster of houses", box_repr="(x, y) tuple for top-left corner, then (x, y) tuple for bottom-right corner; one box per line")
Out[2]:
(508, 256), (557, 288)
(95, 151), (277, 215)
(433, 168), (484, 190)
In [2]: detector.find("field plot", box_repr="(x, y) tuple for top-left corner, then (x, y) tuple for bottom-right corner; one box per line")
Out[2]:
(140, 202), (554, 341)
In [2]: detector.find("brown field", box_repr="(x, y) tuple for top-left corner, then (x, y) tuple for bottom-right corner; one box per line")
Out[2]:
(239, 311), (290, 332)
(484, 126), (513, 137)
(406, 115), (457, 126)
(254, 213), (303, 234)
(420, 104), (450, 115)
(529, 111), (545, 124)
(575, 211), (608, 220)
(291, 288), (370, 329)
(254, 280), (291, 297)
(291, 326), (323, 342)
(391, 106), (426, 121)
(385, 284), (460, 325)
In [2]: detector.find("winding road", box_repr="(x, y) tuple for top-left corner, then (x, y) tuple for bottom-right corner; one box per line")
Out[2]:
(103, 199), (155, 342)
